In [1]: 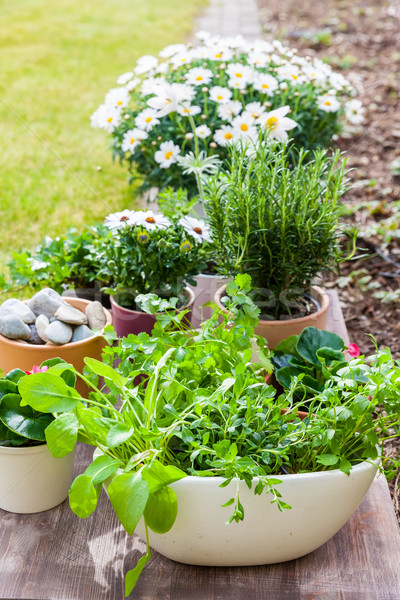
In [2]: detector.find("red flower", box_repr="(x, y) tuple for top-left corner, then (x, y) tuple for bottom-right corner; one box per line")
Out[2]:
(347, 343), (360, 358)
(25, 365), (49, 375)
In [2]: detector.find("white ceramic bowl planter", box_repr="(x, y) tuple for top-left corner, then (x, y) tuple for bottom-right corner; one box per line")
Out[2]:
(135, 458), (379, 566)
(0, 443), (75, 514)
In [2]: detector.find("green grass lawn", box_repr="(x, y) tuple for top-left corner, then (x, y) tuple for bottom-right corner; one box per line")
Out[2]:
(0, 0), (204, 269)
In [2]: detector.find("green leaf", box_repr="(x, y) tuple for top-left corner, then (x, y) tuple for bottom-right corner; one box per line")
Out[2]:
(144, 486), (178, 533)
(0, 393), (53, 441)
(297, 327), (344, 366)
(84, 454), (121, 485)
(125, 551), (151, 597)
(108, 472), (149, 535)
(4, 368), (26, 384)
(316, 453), (339, 466)
(68, 474), (98, 518)
(0, 379), (18, 400)
(45, 413), (79, 457)
(274, 335), (299, 356)
(84, 357), (128, 388)
(106, 423), (133, 448)
(18, 373), (81, 412)
(339, 457), (352, 475)
(142, 461), (186, 494)
(45, 360), (77, 388)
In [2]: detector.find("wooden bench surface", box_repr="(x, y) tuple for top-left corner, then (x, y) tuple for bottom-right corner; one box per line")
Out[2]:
(1, 290), (400, 600)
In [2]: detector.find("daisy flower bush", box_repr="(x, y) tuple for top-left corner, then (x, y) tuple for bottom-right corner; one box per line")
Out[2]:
(91, 31), (363, 194)
(98, 209), (209, 309)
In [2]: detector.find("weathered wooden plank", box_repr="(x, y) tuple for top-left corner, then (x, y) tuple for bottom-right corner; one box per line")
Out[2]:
(0, 292), (399, 600)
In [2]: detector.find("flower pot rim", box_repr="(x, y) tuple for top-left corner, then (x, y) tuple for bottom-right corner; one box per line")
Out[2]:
(215, 284), (329, 327)
(0, 443), (48, 455)
(171, 456), (380, 485)
(110, 285), (195, 315)
(0, 297), (112, 349)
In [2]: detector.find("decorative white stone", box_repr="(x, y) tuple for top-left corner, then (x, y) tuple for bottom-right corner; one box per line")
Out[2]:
(85, 301), (106, 330)
(35, 314), (50, 342)
(0, 299), (36, 324)
(28, 288), (67, 319)
(44, 320), (73, 345)
(0, 316), (31, 340)
(55, 304), (88, 325)
(71, 324), (94, 342)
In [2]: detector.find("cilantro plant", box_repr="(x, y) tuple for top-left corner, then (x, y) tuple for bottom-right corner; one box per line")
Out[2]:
(18, 275), (400, 596)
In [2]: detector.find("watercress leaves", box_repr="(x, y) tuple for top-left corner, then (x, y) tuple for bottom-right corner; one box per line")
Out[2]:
(108, 472), (150, 535)
(45, 413), (79, 457)
(83, 357), (128, 389)
(143, 487), (178, 534)
(18, 373), (81, 412)
(0, 393), (53, 441)
(69, 475), (99, 518)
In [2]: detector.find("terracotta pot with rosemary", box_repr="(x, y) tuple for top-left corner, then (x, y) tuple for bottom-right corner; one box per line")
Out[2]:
(206, 138), (352, 347)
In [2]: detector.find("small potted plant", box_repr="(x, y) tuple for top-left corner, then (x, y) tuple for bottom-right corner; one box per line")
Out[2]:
(4, 225), (112, 304)
(90, 33), (363, 195)
(208, 139), (351, 347)
(98, 208), (207, 336)
(19, 275), (399, 596)
(0, 359), (77, 513)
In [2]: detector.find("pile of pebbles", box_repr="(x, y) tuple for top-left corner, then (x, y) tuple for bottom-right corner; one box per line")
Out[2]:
(0, 288), (107, 345)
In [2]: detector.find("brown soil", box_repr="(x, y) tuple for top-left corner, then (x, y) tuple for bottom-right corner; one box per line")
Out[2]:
(257, 0), (400, 521)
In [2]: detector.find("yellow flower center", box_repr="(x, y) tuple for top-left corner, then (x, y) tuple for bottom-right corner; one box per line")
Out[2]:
(236, 72), (243, 78)
(196, 76), (203, 81)
(130, 138), (135, 144)
(217, 95), (223, 100)
(292, 74), (298, 80)
(224, 132), (233, 140)
(262, 84), (269, 89)
(145, 116), (152, 123)
(107, 117), (113, 123)
(266, 116), (278, 130)
(165, 151), (173, 159)
(215, 53), (222, 58)
(117, 101), (123, 106)
(325, 101), (331, 106)
(240, 123), (248, 131)
(145, 216), (156, 224)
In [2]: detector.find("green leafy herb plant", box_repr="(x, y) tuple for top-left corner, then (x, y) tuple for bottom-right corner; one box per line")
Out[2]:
(18, 275), (400, 595)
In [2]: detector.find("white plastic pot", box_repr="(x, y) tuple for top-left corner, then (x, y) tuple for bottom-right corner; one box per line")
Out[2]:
(135, 458), (379, 566)
(0, 443), (75, 514)
(189, 274), (230, 328)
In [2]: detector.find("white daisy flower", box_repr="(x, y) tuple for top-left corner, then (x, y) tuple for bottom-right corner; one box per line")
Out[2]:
(159, 43), (187, 58)
(154, 141), (181, 169)
(148, 83), (195, 117)
(217, 100), (242, 121)
(195, 124), (212, 139)
(251, 39), (274, 54)
(207, 47), (234, 61)
(134, 109), (160, 131)
(117, 72), (134, 85)
(214, 125), (237, 147)
(90, 104), (122, 132)
(195, 30), (212, 41)
(125, 78), (141, 92)
(104, 87), (130, 109)
(329, 72), (349, 91)
(179, 216), (212, 243)
(155, 62), (169, 75)
(302, 64), (327, 83)
(121, 128), (148, 153)
(209, 86), (232, 103)
(185, 67), (213, 86)
(317, 95), (341, 112)
(104, 209), (137, 230)
(276, 64), (303, 84)
(226, 63), (253, 87)
(177, 104), (202, 117)
(191, 45), (211, 59)
(134, 210), (171, 230)
(253, 73), (278, 96)
(170, 51), (193, 68)
(232, 113), (256, 138)
(135, 55), (158, 75)
(247, 51), (270, 68)
(243, 101), (266, 122)
(261, 106), (297, 142)
(345, 99), (365, 125)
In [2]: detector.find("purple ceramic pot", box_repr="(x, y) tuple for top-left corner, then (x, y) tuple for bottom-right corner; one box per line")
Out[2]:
(110, 287), (195, 338)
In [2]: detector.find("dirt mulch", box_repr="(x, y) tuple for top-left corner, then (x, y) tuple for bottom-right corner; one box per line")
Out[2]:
(257, 0), (400, 522)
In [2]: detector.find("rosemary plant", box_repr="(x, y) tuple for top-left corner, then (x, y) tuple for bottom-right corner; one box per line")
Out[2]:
(204, 140), (348, 318)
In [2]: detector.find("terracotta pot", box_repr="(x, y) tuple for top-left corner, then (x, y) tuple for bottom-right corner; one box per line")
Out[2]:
(110, 287), (195, 338)
(214, 285), (330, 349)
(62, 282), (111, 308)
(188, 273), (230, 328)
(134, 456), (379, 566)
(0, 444), (76, 514)
(0, 298), (112, 396)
